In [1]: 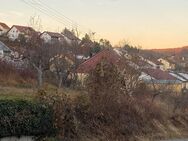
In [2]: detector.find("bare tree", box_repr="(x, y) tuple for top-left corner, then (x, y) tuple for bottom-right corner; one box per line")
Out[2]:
(50, 48), (74, 88)
(62, 28), (82, 88)
(24, 37), (57, 88)
(28, 15), (42, 32)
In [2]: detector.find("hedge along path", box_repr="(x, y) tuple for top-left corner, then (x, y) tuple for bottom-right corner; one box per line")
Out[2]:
(0, 100), (56, 138)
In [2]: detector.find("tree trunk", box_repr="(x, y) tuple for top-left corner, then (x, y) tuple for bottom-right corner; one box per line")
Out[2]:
(37, 67), (43, 88)
(58, 73), (63, 89)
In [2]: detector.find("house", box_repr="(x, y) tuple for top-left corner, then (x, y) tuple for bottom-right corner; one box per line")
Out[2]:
(62, 28), (81, 45)
(170, 72), (188, 90)
(140, 68), (182, 93)
(0, 41), (12, 58)
(158, 58), (176, 71)
(145, 58), (164, 69)
(7, 25), (36, 41)
(40, 31), (65, 44)
(169, 56), (187, 70)
(0, 22), (10, 36)
(114, 48), (132, 59)
(136, 59), (153, 69)
(77, 49), (124, 83)
(77, 49), (123, 74)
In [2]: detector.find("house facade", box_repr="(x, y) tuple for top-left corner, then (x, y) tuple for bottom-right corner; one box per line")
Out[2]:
(146, 59), (164, 70)
(158, 58), (175, 70)
(7, 25), (36, 41)
(140, 68), (182, 93)
(170, 72), (188, 90)
(77, 49), (125, 84)
(40, 31), (65, 44)
(0, 22), (10, 36)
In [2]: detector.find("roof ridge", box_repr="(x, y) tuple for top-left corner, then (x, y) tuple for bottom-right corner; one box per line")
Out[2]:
(78, 49), (113, 66)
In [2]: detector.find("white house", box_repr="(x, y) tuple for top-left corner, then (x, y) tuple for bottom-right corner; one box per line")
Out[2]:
(145, 59), (164, 70)
(7, 25), (36, 41)
(40, 31), (65, 44)
(158, 58), (175, 71)
(0, 22), (10, 36)
(170, 72), (188, 90)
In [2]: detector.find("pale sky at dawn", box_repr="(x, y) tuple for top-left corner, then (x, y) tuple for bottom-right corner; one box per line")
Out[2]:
(1, 0), (188, 49)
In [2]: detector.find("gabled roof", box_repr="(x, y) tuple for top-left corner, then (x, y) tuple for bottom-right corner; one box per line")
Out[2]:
(42, 31), (63, 38)
(0, 22), (10, 30)
(137, 60), (152, 68)
(142, 68), (177, 81)
(9, 25), (36, 35)
(77, 49), (123, 73)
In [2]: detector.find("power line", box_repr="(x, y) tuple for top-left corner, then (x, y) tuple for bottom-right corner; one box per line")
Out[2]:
(32, 0), (91, 33)
(35, 0), (78, 26)
(20, 0), (77, 29)
(20, 0), (103, 41)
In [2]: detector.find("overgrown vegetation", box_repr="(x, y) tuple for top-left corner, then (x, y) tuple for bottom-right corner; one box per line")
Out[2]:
(29, 62), (178, 141)
(0, 100), (55, 138)
(75, 61), (167, 140)
(1, 55), (188, 140)
(0, 60), (35, 87)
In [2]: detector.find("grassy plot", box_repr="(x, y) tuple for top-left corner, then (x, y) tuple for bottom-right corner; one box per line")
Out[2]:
(0, 85), (83, 101)
(0, 86), (35, 101)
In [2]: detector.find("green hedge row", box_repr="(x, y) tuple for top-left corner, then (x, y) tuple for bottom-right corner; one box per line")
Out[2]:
(0, 100), (55, 137)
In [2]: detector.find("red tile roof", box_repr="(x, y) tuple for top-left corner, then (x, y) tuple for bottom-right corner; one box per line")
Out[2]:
(9, 25), (36, 35)
(142, 68), (177, 80)
(77, 49), (123, 73)
(0, 22), (10, 30)
(42, 31), (63, 38)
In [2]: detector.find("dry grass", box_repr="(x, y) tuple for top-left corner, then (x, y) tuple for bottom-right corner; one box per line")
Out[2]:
(0, 86), (35, 101)
(0, 85), (84, 101)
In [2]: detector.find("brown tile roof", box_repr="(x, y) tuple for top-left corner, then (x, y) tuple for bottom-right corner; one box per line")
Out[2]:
(77, 49), (123, 73)
(43, 31), (63, 38)
(0, 22), (10, 30)
(9, 25), (36, 35)
(142, 68), (177, 80)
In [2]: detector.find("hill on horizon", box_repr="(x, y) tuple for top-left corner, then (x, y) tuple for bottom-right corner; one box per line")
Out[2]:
(149, 46), (188, 55)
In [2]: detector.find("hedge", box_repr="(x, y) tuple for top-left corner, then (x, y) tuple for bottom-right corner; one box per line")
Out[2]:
(0, 100), (55, 137)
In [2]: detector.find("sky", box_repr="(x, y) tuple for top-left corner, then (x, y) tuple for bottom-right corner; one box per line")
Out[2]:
(1, 0), (188, 49)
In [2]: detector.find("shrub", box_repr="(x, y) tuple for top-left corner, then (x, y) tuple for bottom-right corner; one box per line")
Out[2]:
(0, 100), (55, 138)
(36, 90), (78, 140)
(82, 61), (165, 140)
